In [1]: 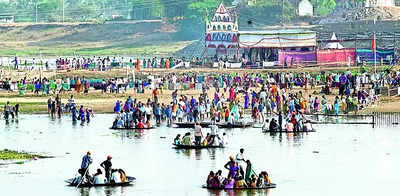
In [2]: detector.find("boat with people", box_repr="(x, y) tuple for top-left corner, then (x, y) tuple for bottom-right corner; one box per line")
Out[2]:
(217, 121), (253, 129)
(202, 183), (276, 190)
(109, 127), (154, 130)
(261, 117), (316, 133)
(174, 121), (252, 129)
(66, 176), (136, 188)
(174, 122), (212, 128)
(112, 117), (153, 130)
(173, 122), (228, 149)
(262, 129), (316, 133)
(68, 152), (135, 188)
(204, 150), (276, 190)
(173, 144), (224, 149)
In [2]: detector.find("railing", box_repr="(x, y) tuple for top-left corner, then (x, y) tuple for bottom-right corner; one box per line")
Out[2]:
(372, 112), (400, 127)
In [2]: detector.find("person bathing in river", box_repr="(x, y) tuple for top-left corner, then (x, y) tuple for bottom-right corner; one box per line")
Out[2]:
(71, 106), (77, 122)
(86, 108), (91, 123)
(79, 105), (85, 124)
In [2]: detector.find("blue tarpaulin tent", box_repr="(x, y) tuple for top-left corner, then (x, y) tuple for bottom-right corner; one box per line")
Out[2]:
(356, 48), (396, 64)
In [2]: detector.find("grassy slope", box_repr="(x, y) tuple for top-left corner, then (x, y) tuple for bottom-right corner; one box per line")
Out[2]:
(0, 22), (193, 56)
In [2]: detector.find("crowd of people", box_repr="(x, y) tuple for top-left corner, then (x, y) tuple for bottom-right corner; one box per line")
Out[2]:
(8, 56), (186, 71)
(104, 69), (392, 133)
(205, 149), (272, 189)
(46, 94), (94, 125)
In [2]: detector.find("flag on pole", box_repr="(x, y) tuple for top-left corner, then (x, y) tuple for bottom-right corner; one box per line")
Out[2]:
(371, 34), (376, 51)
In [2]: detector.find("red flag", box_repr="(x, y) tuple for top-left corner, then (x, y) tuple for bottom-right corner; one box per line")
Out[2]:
(371, 34), (375, 52)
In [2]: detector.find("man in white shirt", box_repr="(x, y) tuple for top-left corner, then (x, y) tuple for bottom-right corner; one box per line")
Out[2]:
(221, 132), (228, 146)
(262, 119), (270, 131)
(194, 122), (203, 145)
(210, 123), (218, 136)
(235, 148), (246, 176)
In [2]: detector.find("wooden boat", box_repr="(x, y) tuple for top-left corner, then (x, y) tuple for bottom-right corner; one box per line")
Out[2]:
(217, 122), (253, 129)
(202, 183), (276, 190)
(110, 127), (155, 130)
(262, 128), (316, 133)
(174, 122), (212, 128)
(172, 144), (224, 149)
(173, 121), (253, 129)
(65, 176), (136, 188)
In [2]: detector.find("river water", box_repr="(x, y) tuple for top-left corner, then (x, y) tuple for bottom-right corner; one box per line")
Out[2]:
(0, 114), (399, 196)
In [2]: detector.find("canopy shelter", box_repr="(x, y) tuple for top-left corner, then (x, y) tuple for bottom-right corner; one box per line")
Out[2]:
(238, 29), (317, 48)
(238, 29), (317, 64)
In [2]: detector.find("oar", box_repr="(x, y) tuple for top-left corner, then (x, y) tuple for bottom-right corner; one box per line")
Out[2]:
(252, 167), (259, 178)
(76, 166), (90, 188)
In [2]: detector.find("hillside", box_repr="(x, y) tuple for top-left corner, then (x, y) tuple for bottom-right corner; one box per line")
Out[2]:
(0, 21), (193, 57)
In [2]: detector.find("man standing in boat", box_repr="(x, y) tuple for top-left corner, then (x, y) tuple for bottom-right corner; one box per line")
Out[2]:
(80, 151), (93, 180)
(194, 122), (203, 146)
(101, 155), (113, 183)
(236, 148), (246, 177)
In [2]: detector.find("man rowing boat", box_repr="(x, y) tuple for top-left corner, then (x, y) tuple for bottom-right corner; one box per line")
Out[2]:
(80, 151), (93, 182)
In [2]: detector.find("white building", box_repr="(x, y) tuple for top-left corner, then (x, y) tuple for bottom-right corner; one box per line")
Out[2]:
(298, 0), (313, 17)
(365, 0), (395, 7)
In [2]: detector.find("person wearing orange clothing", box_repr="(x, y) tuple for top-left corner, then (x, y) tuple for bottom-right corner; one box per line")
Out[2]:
(165, 58), (170, 69)
(224, 107), (230, 122)
(271, 83), (277, 97)
(76, 78), (82, 93)
(172, 103), (177, 121)
(136, 58), (140, 71)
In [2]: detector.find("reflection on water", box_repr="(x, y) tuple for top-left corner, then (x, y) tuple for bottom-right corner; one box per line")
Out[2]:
(268, 132), (307, 146)
(174, 148), (225, 161)
(75, 186), (131, 196)
(1, 114), (400, 196)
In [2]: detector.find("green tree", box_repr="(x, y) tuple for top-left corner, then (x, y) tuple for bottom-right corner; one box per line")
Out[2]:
(312, 0), (337, 16)
(174, 0), (220, 40)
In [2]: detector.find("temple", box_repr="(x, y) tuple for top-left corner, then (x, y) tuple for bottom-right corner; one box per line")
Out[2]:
(205, 2), (239, 58)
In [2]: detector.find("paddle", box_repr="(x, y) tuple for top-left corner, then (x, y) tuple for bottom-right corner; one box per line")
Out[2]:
(76, 164), (90, 188)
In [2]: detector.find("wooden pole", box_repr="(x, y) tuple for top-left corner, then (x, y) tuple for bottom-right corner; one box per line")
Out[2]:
(373, 112), (376, 127)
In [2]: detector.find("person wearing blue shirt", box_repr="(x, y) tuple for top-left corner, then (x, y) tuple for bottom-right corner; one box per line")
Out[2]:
(72, 106), (77, 122)
(155, 104), (161, 125)
(80, 151), (93, 181)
